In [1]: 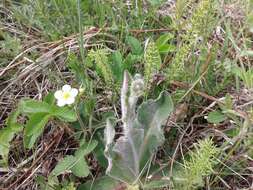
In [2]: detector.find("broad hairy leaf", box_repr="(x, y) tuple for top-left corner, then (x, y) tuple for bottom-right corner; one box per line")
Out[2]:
(105, 91), (173, 184)
(24, 113), (50, 137)
(14, 98), (77, 150)
(51, 155), (90, 178)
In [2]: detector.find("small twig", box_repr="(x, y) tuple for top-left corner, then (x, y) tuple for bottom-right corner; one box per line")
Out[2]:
(15, 164), (42, 190)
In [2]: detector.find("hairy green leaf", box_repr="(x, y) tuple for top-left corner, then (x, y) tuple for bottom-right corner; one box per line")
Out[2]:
(105, 91), (173, 183)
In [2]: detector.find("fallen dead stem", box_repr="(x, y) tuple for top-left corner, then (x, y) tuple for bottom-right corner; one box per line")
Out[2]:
(3, 129), (64, 189)
(0, 27), (101, 78)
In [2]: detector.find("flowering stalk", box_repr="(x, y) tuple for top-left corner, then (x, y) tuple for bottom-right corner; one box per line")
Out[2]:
(121, 71), (144, 134)
(104, 70), (173, 186)
(121, 71), (129, 127)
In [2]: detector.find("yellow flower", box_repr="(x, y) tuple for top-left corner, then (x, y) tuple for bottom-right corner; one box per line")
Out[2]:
(54, 85), (78, 107)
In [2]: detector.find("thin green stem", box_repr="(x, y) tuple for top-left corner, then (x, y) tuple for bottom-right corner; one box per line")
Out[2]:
(77, 0), (86, 66)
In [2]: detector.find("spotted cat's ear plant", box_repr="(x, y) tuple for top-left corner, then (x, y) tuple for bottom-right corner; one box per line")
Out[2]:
(104, 71), (174, 189)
